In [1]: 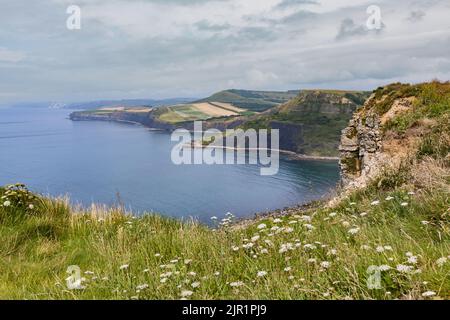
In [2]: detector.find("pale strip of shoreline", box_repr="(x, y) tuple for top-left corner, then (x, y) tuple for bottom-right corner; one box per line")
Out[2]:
(184, 142), (339, 161)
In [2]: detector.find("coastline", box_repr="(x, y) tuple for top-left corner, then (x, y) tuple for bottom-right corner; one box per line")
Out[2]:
(70, 112), (340, 161)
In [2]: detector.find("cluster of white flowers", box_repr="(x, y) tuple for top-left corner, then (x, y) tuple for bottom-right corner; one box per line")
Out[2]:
(436, 257), (448, 267)
(230, 281), (244, 287)
(257, 271), (267, 278)
(136, 284), (149, 291)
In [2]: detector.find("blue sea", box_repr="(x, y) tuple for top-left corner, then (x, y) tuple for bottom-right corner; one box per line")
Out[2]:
(0, 107), (339, 223)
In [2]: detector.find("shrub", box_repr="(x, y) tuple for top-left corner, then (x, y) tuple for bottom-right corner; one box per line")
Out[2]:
(0, 183), (39, 212)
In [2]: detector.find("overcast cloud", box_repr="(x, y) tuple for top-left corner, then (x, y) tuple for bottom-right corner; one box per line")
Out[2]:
(0, 0), (449, 104)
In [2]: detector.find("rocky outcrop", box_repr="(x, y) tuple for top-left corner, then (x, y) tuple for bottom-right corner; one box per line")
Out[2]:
(339, 99), (383, 187)
(339, 93), (416, 189)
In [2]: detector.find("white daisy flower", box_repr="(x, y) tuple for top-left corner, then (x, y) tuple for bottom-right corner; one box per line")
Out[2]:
(181, 290), (193, 297)
(422, 291), (436, 297)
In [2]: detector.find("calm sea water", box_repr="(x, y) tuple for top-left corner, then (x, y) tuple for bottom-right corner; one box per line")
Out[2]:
(0, 107), (339, 223)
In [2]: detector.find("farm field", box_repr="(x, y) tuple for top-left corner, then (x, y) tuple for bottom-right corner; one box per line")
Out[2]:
(157, 102), (246, 123)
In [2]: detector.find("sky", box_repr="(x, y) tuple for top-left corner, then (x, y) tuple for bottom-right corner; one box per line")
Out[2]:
(0, 0), (449, 105)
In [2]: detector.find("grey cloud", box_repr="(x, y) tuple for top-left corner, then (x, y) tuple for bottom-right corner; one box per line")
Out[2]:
(276, 0), (318, 9)
(406, 10), (426, 22)
(335, 18), (368, 40)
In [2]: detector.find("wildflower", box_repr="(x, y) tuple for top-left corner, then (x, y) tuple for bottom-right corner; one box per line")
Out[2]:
(284, 267), (292, 272)
(160, 272), (173, 278)
(288, 276), (295, 280)
(303, 244), (317, 250)
(230, 281), (244, 287)
(284, 227), (294, 233)
(188, 272), (197, 277)
(396, 264), (413, 273)
(181, 290), (193, 297)
(28, 204), (34, 210)
(242, 243), (254, 249)
(301, 215), (312, 222)
(184, 259), (192, 265)
(251, 235), (260, 242)
(279, 243), (294, 253)
(211, 216), (218, 220)
(273, 218), (282, 223)
(257, 271), (267, 277)
(154, 253), (161, 257)
(384, 246), (393, 251)
(421, 221), (430, 225)
(407, 255), (418, 264)
(348, 227), (360, 235)
(408, 191), (416, 196)
(360, 212), (368, 217)
(379, 265), (391, 271)
(400, 202), (409, 207)
(214, 272), (220, 276)
(327, 249), (338, 256)
(361, 245), (371, 250)
(385, 196), (394, 201)
(264, 239), (274, 247)
(260, 248), (268, 254)
(232, 246), (240, 252)
(257, 223), (267, 230)
(342, 221), (350, 227)
(160, 278), (168, 283)
(376, 246), (385, 253)
(320, 261), (331, 269)
(136, 284), (149, 290)
(304, 224), (315, 231)
(119, 264), (129, 270)
(84, 271), (95, 275)
(3, 201), (11, 207)
(436, 257), (447, 267)
(371, 200), (380, 206)
(191, 282), (200, 288)
(308, 258), (317, 264)
(422, 291), (436, 298)
(329, 212), (337, 218)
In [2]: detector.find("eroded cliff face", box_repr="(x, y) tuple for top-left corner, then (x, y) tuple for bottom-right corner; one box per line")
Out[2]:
(339, 93), (417, 189)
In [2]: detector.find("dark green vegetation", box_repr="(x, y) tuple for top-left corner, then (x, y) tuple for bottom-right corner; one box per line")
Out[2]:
(240, 90), (370, 156)
(196, 89), (300, 112)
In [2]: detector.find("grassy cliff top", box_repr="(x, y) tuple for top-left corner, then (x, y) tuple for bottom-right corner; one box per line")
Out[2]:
(1, 83), (449, 300)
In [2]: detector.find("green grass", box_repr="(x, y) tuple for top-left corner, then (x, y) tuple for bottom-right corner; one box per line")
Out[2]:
(377, 81), (450, 134)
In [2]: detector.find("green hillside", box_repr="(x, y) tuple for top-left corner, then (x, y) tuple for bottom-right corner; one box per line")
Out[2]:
(197, 89), (300, 112)
(241, 90), (371, 156)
